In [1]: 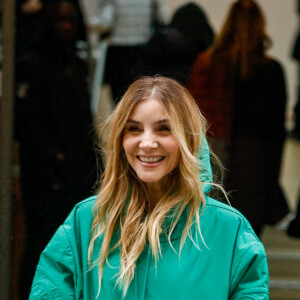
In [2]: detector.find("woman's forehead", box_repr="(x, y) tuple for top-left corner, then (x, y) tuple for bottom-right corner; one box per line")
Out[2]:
(127, 97), (168, 120)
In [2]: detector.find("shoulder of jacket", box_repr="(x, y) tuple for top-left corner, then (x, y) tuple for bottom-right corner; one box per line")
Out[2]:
(58, 196), (97, 241)
(205, 196), (241, 214)
(75, 195), (97, 207)
(70, 196), (97, 220)
(75, 195), (96, 209)
(205, 196), (259, 239)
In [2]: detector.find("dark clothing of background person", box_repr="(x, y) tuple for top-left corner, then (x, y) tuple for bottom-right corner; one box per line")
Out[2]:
(293, 0), (300, 141)
(188, 56), (289, 236)
(104, 44), (143, 102)
(292, 27), (300, 140)
(15, 0), (44, 59)
(227, 59), (289, 236)
(288, 194), (300, 238)
(287, 0), (300, 238)
(129, 26), (199, 86)
(15, 0), (86, 59)
(129, 2), (214, 87)
(14, 1), (98, 298)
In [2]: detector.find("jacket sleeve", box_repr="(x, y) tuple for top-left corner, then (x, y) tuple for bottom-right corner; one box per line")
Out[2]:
(29, 210), (80, 299)
(229, 224), (269, 299)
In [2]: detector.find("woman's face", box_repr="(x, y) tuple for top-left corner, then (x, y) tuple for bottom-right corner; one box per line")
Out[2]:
(122, 98), (180, 192)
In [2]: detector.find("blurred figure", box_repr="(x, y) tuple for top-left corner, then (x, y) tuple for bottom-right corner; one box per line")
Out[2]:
(15, 0), (44, 59)
(291, 0), (300, 142)
(287, 0), (300, 239)
(130, 2), (214, 86)
(288, 189), (300, 239)
(129, 26), (196, 86)
(15, 0), (98, 298)
(101, 0), (168, 103)
(188, 0), (289, 236)
(169, 2), (214, 55)
(15, 0), (86, 59)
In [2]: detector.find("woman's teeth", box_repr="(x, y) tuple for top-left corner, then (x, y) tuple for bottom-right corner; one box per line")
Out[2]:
(139, 156), (164, 163)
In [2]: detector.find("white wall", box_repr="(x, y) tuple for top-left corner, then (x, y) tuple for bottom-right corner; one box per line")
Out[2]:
(164, 0), (299, 108)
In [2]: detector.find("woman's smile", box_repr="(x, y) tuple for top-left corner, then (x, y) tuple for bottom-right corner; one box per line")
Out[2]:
(137, 155), (165, 164)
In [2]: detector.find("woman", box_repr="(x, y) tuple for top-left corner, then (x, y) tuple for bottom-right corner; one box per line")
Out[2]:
(29, 76), (269, 299)
(188, 0), (289, 236)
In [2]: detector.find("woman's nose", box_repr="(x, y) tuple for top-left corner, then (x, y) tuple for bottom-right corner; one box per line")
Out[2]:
(139, 132), (158, 150)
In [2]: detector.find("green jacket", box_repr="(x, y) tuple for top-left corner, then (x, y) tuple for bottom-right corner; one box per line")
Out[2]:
(29, 140), (269, 299)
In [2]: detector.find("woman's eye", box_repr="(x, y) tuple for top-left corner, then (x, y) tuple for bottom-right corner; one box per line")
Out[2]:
(128, 126), (141, 132)
(158, 125), (171, 132)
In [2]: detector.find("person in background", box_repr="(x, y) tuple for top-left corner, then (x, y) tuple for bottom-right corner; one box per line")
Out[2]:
(101, 0), (168, 103)
(15, 0), (86, 59)
(131, 3), (214, 85)
(15, 0), (98, 298)
(129, 2), (214, 87)
(188, 0), (289, 236)
(287, 0), (300, 239)
(128, 26), (197, 86)
(29, 76), (268, 299)
(169, 2), (214, 56)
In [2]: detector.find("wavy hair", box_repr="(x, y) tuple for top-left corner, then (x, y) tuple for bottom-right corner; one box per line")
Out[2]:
(208, 0), (271, 80)
(89, 76), (208, 296)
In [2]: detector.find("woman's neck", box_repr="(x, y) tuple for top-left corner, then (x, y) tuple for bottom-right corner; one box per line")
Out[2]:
(145, 182), (165, 211)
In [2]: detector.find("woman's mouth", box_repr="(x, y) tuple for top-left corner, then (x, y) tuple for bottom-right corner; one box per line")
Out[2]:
(137, 156), (165, 163)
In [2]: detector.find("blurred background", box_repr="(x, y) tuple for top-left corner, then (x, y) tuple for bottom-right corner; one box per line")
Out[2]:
(0, 0), (300, 299)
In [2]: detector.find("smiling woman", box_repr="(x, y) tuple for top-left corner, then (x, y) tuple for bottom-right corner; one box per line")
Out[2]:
(29, 76), (269, 300)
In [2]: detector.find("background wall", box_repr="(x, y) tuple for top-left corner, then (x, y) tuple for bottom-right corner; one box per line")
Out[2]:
(164, 0), (299, 111)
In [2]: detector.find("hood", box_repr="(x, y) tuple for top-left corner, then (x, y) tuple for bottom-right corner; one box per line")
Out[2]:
(199, 137), (213, 195)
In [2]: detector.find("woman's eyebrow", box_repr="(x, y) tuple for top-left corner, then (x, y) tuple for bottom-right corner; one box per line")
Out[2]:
(126, 119), (140, 124)
(126, 119), (169, 124)
(155, 119), (169, 124)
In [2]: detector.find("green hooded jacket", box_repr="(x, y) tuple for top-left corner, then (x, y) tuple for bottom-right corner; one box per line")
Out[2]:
(29, 139), (269, 299)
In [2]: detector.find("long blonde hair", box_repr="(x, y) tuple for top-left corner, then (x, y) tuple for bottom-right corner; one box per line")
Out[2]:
(89, 76), (208, 295)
